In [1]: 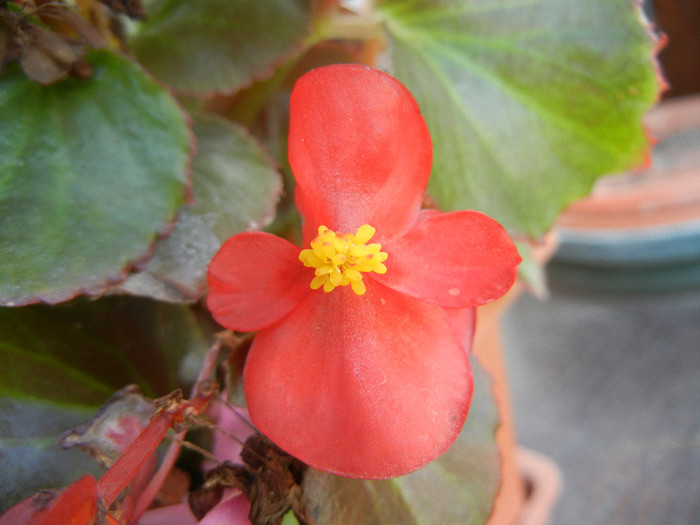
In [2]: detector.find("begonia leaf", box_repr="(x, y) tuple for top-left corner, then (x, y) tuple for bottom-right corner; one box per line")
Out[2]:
(378, 0), (659, 237)
(301, 357), (499, 524)
(117, 114), (282, 303)
(0, 297), (206, 407)
(0, 402), (102, 514)
(129, 0), (311, 95)
(0, 50), (191, 306)
(0, 297), (209, 510)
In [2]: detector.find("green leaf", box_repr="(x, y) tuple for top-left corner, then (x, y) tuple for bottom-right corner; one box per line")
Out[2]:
(117, 113), (282, 303)
(0, 50), (191, 306)
(0, 297), (209, 407)
(0, 399), (101, 513)
(301, 357), (499, 524)
(0, 296), (210, 511)
(281, 510), (301, 525)
(129, 0), (312, 94)
(379, 0), (658, 237)
(515, 240), (548, 298)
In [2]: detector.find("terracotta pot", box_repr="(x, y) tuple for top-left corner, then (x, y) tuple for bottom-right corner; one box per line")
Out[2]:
(473, 233), (561, 525)
(515, 448), (561, 525)
(473, 288), (525, 524)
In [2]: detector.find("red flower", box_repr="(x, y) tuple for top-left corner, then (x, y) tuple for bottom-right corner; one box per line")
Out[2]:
(207, 65), (521, 479)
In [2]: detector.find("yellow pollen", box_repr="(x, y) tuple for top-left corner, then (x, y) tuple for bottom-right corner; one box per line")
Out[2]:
(298, 224), (388, 296)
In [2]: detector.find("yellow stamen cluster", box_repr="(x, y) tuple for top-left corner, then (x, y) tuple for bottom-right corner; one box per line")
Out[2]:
(298, 224), (388, 296)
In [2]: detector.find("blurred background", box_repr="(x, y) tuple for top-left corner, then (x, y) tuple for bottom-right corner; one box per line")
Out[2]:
(501, 1), (700, 523)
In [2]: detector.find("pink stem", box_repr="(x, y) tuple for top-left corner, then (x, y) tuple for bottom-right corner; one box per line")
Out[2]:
(130, 429), (187, 521)
(97, 412), (172, 507)
(130, 339), (224, 520)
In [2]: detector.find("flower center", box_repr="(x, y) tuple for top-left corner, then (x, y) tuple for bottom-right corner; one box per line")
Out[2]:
(298, 224), (388, 296)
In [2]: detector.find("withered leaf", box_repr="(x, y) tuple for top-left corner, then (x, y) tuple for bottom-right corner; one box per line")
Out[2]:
(98, 0), (147, 20)
(39, 4), (106, 49)
(195, 434), (311, 525)
(59, 385), (154, 468)
(19, 24), (89, 84)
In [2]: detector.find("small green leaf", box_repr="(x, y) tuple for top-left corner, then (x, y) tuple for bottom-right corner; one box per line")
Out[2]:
(515, 240), (549, 298)
(281, 510), (301, 525)
(301, 357), (499, 524)
(130, 0), (311, 94)
(379, 0), (658, 237)
(117, 113), (282, 302)
(0, 50), (192, 306)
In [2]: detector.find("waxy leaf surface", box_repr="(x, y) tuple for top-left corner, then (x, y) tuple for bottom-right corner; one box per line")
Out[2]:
(301, 357), (499, 524)
(379, 0), (658, 236)
(118, 114), (282, 303)
(130, 0), (311, 94)
(0, 401), (101, 514)
(0, 50), (191, 306)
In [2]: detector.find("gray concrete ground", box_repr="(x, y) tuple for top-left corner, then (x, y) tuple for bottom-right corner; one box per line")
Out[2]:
(501, 281), (700, 525)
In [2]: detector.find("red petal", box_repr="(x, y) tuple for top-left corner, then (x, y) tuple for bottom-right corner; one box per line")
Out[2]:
(207, 232), (311, 331)
(377, 211), (521, 308)
(38, 475), (97, 525)
(444, 307), (476, 355)
(0, 476), (97, 525)
(243, 283), (473, 479)
(289, 65), (432, 242)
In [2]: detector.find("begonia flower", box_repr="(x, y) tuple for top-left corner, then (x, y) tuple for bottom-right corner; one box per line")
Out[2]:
(207, 64), (521, 479)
